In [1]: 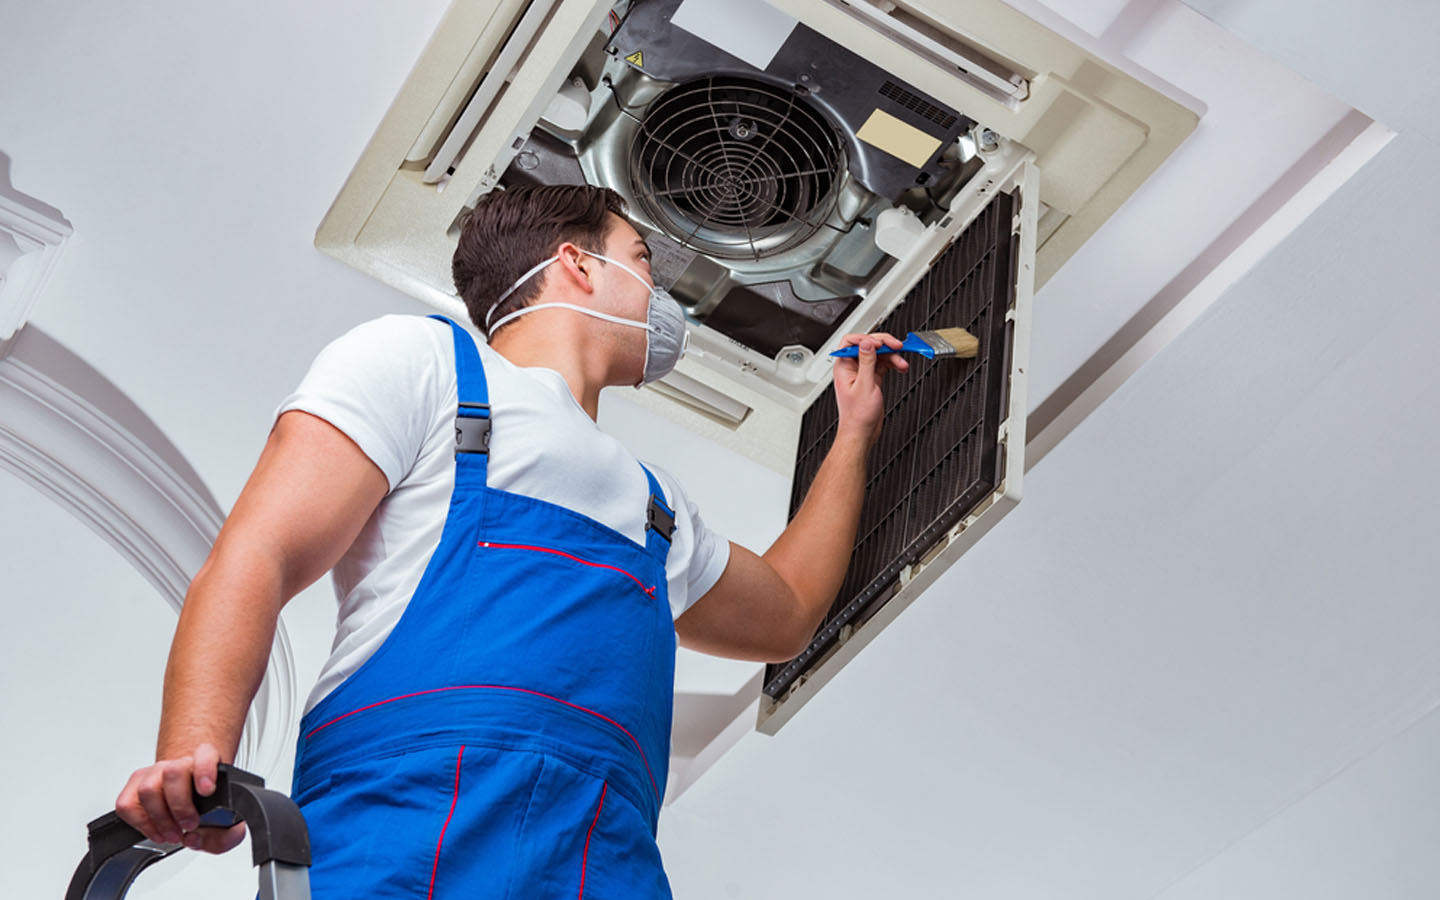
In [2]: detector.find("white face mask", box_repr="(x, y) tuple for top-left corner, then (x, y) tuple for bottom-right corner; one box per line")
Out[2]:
(485, 250), (690, 386)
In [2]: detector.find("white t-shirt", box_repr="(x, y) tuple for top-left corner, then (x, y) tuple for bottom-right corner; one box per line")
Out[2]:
(272, 313), (731, 714)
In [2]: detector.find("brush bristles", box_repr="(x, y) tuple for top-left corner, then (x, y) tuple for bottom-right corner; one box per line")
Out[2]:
(916, 328), (979, 358)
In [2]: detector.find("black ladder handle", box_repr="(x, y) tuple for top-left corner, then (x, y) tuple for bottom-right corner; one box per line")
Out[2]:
(65, 762), (311, 900)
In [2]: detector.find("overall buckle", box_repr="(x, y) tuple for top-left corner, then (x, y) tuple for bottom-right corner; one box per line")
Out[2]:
(646, 496), (675, 542)
(455, 402), (491, 455)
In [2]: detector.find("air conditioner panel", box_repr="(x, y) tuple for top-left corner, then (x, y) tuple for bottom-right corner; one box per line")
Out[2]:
(757, 158), (1037, 732)
(765, 182), (1019, 706)
(405, 0), (533, 165)
(1019, 83), (1146, 216)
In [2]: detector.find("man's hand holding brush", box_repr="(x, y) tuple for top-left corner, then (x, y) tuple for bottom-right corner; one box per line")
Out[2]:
(831, 332), (910, 447)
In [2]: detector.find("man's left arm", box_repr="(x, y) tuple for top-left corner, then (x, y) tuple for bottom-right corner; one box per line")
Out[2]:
(675, 332), (907, 662)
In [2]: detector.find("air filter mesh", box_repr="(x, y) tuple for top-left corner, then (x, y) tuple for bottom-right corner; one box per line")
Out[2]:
(764, 189), (1018, 699)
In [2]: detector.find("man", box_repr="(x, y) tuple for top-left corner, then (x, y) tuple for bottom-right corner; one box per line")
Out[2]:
(115, 184), (906, 896)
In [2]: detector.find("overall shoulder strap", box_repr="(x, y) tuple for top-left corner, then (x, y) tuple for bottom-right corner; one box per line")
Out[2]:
(428, 314), (490, 482)
(639, 463), (675, 562)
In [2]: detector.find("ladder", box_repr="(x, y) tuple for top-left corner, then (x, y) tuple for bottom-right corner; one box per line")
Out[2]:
(66, 763), (310, 899)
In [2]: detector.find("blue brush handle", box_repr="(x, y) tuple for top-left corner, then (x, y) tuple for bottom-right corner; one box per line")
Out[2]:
(829, 333), (932, 359)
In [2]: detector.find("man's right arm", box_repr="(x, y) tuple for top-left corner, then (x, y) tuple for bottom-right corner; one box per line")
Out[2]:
(114, 409), (390, 852)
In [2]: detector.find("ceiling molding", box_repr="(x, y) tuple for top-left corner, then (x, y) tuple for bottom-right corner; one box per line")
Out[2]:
(0, 325), (297, 777)
(0, 166), (72, 348)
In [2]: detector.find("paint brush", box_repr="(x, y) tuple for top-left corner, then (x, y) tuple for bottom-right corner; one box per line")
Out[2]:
(829, 328), (979, 360)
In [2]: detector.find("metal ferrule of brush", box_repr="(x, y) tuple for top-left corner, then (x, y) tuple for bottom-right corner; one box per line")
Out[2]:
(909, 330), (959, 358)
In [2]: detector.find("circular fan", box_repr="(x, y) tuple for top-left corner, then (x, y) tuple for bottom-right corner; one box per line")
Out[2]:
(628, 76), (846, 260)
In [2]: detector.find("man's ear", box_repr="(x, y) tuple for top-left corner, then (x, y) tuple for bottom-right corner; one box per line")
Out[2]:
(554, 242), (596, 294)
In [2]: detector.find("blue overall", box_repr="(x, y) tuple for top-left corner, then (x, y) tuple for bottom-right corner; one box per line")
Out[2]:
(289, 315), (677, 898)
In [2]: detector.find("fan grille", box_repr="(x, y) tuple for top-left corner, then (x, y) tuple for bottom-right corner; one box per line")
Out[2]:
(629, 76), (845, 260)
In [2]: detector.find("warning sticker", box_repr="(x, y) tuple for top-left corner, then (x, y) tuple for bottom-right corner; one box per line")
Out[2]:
(856, 108), (943, 169)
(624, 50), (644, 67)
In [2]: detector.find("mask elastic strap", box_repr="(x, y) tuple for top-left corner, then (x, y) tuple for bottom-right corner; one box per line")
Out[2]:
(487, 302), (651, 336)
(486, 255), (560, 332)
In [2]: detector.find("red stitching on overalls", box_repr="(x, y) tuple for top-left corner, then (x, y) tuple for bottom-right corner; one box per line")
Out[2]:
(426, 745), (465, 900)
(578, 781), (608, 900)
(304, 686), (660, 802)
(477, 541), (658, 597)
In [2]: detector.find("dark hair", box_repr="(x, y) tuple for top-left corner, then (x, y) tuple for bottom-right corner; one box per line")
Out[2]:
(452, 184), (630, 336)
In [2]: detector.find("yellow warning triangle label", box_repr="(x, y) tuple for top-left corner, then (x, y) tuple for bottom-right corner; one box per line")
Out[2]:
(624, 50), (644, 67)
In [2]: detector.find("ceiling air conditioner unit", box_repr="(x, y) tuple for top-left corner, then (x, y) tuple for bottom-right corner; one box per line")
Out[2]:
(316, 0), (1199, 733)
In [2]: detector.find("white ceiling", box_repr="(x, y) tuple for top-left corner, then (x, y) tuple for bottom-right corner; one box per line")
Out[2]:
(3, 0), (1438, 897)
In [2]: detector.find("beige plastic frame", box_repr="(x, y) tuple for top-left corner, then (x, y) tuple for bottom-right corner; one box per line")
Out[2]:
(314, 0), (1198, 475)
